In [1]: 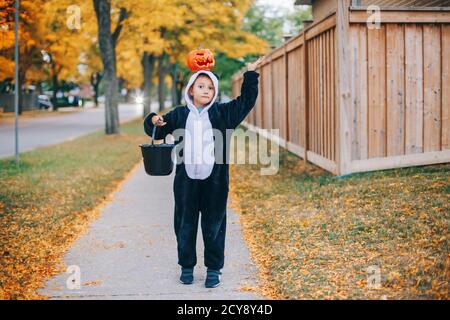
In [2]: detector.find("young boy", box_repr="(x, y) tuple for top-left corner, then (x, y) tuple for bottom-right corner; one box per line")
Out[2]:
(143, 57), (264, 288)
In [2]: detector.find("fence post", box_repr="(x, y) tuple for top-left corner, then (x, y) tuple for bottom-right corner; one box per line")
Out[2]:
(303, 32), (309, 165)
(336, 0), (352, 175)
(284, 46), (290, 144)
(270, 56), (275, 132)
(260, 63), (264, 130)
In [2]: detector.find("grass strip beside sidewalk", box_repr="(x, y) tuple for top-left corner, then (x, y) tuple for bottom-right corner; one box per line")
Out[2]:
(0, 119), (148, 299)
(229, 127), (450, 300)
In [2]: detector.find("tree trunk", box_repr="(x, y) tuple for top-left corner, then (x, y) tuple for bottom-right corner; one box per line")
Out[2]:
(94, 0), (125, 135)
(90, 72), (102, 107)
(52, 72), (58, 111)
(169, 63), (181, 106)
(118, 77), (125, 102)
(176, 71), (188, 106)
(141, 52), (156, 118)
(176, 80), (183, 105)
(18, 48), (32, 115)
(18, 66), (28, 115)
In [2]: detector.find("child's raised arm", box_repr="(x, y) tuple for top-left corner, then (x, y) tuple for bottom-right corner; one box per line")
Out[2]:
(220, 70), (260, 129)
(220, 56), (265, 129)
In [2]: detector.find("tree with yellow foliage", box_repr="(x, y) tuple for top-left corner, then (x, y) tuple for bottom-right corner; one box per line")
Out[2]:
(93, 0), (132, 134)
(0, 0), (15, 83)
(39, 0), (94, 110)
(0, 0), (47, 114)
(120, 0), (268, 114)
(2, 0), (268, 129)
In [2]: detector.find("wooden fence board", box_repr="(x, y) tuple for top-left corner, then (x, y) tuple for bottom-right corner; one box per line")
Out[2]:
(325, 30), (330, 160)
(304, 33), (309, 159)
(262, 63), (272, 129)
(319, 34), (324, 157)
(350, 25), (363, 160)
(405, 24), (424, 154)
(256, 67), (263, 127)
(232, 9), (449, 175)
(272, 57), (281, 137)
(443, 25), (450, 150)
(311, 37), (316, 153)
(368, 25), (387, 158)
(386, 23), (406, 156)
(331, 28), (336, 162)
(423, 24), (442, 152)
(299, 45), (306, 148)
(287, 47), (303, 146)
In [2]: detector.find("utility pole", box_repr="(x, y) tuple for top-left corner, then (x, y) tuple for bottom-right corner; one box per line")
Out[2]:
(14, 0), (20, 164)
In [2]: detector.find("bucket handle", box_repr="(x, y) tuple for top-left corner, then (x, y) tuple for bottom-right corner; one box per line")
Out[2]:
(151, 124), (167, 145)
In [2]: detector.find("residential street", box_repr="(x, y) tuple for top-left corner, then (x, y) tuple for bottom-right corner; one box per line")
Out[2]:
(0, 103), (142, 159)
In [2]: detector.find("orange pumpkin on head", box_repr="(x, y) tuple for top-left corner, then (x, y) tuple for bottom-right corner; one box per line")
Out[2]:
(187, 48), (215, 72)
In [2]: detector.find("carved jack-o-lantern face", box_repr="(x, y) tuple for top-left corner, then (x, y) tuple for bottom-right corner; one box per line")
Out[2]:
(187, 49), (215, 72)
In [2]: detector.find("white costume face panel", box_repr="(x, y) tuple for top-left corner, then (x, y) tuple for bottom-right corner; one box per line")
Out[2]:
(182, 71), (219, 180)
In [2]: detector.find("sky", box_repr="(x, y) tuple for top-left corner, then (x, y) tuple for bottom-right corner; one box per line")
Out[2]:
(255, 0), (304, 34)
(255, 0), (297, 15)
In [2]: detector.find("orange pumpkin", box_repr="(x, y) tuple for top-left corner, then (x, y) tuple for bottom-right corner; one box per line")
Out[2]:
(187, 49), (215, 72)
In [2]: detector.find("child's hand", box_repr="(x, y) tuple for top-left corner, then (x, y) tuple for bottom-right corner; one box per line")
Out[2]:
(151, 115), (167, 127)
(246, 56), (265, 72)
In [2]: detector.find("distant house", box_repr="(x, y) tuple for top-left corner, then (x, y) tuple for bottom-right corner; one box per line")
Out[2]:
(295, 0), (450, 22)
(78, 84), (95, 99)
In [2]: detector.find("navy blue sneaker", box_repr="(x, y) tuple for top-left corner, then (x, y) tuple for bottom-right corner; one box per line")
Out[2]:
(179, 267), (194, 285)
(205, 269), (222, 288)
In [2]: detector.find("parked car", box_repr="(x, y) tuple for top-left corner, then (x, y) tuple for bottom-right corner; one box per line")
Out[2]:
(38, 95), (53, 110)
(67, 95), (83, 107)
(54, 93), (83, 108)
(97, 95), (105, 104)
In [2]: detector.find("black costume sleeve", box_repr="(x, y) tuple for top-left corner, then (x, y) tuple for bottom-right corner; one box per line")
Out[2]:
(143, 108), (177, 140)
(220, 70), (260, 129)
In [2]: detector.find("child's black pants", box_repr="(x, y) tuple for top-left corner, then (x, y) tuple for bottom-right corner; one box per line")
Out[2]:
(173, 164), (229, 270)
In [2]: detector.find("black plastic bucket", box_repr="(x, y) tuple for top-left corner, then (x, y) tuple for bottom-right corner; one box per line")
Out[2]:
(139, 125), (175, 176)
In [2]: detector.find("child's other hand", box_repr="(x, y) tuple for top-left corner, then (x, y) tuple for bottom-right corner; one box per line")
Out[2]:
(151, 115), (167, 127)
(247, 56), (265, 72)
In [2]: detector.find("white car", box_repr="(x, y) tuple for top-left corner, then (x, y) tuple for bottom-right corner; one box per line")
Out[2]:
(38, 95), (53, 110)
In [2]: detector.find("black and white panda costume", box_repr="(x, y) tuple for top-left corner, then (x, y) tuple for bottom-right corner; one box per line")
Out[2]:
(143, 69), (259, 271)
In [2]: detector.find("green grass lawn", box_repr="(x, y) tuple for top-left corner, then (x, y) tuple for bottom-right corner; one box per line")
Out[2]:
(229, 127), (450, 300)
(0, 118), (148, 299)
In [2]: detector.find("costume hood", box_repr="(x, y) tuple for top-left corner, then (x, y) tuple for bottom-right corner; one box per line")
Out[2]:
(184, 70), (219, 116)
(181, 70), (219, 180)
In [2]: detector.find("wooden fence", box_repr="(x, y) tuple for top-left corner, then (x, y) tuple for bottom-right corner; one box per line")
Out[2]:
(232, 1), (450, 175)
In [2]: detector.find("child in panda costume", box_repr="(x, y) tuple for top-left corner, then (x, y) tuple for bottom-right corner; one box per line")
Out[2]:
(143, 56), (264, 288)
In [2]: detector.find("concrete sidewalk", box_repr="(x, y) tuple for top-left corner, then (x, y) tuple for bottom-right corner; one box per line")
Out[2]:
(39, 163), (263, 300)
